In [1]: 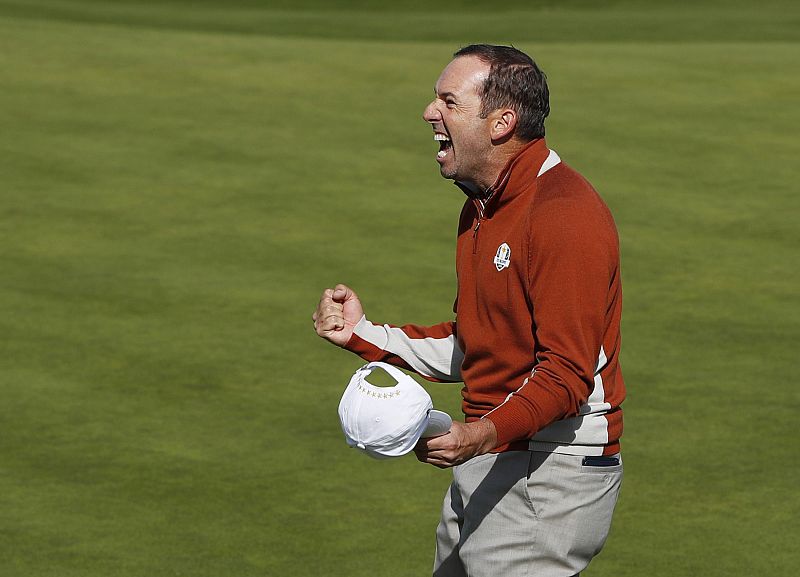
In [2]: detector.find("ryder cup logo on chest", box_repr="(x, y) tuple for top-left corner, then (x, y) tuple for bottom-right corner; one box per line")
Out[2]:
(493, 242), (511, 271)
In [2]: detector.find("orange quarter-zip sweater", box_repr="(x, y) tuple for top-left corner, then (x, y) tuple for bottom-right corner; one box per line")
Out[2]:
(345, 139), (625, 456)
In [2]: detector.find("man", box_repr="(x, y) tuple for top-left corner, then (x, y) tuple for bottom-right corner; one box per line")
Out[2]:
(313, 44), (625, 577)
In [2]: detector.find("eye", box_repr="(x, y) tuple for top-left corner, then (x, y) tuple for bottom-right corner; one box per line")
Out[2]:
(445, 99), (456, 108)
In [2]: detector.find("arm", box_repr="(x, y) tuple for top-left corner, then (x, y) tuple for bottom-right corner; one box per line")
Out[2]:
(346, 316), (463, 382)
(313, 284), (463, 382)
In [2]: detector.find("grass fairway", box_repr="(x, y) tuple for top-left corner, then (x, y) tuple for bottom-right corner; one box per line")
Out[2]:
(1, 1), (798, 575)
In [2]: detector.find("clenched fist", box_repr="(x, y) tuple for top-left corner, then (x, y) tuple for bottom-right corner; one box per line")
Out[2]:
(312, 284), (364, 347)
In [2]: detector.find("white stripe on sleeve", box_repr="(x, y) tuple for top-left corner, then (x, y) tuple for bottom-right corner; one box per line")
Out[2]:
(353, 317), (463, 382)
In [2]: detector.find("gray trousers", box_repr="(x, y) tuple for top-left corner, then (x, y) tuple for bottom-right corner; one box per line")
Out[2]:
(433, 451), (623, 577)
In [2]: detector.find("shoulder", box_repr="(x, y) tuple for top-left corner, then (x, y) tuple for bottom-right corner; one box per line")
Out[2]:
(532, 163), (616, 229)
(526, 163), (619, 256)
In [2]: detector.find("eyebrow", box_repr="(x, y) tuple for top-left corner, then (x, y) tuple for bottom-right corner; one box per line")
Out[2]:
(434, 88), (457, 99)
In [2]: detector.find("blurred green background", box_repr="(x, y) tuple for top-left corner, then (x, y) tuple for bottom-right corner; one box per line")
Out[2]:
(1, 1), (798, 575)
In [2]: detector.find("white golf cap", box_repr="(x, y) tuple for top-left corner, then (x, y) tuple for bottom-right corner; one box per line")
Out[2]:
(338, 362), (452, 460)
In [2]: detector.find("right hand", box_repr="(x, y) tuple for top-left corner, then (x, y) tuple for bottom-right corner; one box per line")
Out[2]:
(312, 284), (364, 347)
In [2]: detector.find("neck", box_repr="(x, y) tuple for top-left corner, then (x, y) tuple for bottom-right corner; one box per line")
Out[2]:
(472, 139), (532, 194)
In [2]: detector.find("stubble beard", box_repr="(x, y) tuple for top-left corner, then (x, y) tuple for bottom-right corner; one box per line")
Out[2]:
(440, 164), (458, 181)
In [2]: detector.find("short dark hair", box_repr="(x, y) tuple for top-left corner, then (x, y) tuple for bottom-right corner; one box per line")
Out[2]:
(453, 44), (550, 141)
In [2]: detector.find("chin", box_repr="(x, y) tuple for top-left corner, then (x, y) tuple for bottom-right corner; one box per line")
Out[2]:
(440, 165), (458, 180)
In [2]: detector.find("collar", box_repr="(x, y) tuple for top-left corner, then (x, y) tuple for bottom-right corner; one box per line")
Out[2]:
(454, 138), (557, 217)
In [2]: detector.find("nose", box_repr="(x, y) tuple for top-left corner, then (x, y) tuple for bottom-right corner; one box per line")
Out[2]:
(422, 99), (441, 123)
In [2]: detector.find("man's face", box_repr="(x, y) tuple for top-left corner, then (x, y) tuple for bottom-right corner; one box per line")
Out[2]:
(423, 56), (492, 185)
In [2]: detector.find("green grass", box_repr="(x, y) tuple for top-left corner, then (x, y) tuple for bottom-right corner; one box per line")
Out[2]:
(1, 1), (798, 575)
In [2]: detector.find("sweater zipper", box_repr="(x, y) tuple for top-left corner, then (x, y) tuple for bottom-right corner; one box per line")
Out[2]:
(472, 199), (485, 254)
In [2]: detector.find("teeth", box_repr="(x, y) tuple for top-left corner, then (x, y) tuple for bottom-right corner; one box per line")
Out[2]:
(434, 133), (450, 142)
(437, 150), (447, 159)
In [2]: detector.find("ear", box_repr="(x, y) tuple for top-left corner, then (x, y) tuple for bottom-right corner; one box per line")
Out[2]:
(490, 109), (517, 142)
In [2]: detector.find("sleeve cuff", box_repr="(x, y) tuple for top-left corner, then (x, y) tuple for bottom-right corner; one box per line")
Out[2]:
(484, 401), (541, 448)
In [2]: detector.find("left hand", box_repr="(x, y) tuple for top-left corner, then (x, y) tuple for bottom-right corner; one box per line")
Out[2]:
(414, 419), (498, 469)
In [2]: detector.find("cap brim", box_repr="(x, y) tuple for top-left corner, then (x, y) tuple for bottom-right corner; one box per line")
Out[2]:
(422, 410), (452, 438)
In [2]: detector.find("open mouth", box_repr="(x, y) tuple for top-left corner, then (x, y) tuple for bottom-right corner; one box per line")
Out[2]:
(434, 132), (452, 160)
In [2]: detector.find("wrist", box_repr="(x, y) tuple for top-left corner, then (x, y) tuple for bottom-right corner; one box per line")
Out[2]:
(471, 418), (498, 456)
